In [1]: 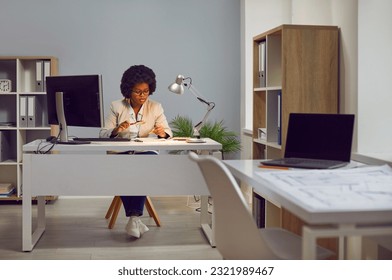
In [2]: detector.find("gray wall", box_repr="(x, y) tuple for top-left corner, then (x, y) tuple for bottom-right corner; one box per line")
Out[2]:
(0, 0), (241, 144)
(358, 0), (392, 156)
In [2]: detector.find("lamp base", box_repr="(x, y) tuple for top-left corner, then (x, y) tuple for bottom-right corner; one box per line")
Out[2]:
(186, 138), (206, 143)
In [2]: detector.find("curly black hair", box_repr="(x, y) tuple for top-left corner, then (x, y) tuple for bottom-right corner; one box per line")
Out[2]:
(120, 65), (156, 98)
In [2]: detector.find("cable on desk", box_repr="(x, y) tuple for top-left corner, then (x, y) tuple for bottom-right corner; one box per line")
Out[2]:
(35, 140), (55, 154)
(35, 131), (61, 154)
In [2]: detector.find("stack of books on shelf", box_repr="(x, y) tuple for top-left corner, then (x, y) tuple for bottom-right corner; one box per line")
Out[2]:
(0, 122), (16, 127)
(0, 183), (15, 197)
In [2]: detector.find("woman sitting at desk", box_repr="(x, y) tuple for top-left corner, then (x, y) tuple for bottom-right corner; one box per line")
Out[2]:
(100, 64), (172, 238)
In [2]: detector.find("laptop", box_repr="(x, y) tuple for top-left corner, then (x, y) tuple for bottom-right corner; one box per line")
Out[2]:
(262, 113), (355, 169)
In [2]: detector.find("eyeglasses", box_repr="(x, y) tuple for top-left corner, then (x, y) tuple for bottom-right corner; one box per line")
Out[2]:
(132, 89), (150, 96)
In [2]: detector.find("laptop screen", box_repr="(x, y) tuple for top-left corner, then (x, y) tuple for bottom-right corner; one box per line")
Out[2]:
(284, 113), (355, 161)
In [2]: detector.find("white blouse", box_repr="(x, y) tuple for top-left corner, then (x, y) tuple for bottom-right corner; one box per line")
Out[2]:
(99, 98), (172, 139)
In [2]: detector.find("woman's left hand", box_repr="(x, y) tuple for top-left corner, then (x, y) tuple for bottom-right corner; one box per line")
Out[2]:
(152, 125), (166, 138)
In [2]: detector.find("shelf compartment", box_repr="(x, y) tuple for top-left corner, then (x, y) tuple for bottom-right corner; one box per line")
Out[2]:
(16, 59), (51, 92)
(0, 165), (17, 193)
(0, 60), (17, 91)
(0, 130), (17, 162)
(253, 90), (266, 140)
(266, 33), (282, 87)
(18, 93), (49, 127)
(0, 94), (17, 124)
(266, 90), (282, 144)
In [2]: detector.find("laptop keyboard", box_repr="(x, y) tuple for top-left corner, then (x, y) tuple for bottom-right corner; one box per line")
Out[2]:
(263, 157), (348, 169)
(284, 158), (343, 167)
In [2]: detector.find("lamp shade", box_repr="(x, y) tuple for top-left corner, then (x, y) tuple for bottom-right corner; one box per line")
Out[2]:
(168, 75), (185, 95)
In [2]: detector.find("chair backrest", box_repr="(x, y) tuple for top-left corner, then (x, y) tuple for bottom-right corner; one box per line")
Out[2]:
(188, 152), (279, 259)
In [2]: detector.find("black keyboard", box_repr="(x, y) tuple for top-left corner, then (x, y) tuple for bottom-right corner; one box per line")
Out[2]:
(72, 137), (131, 142)
(56, 140), (91, 145)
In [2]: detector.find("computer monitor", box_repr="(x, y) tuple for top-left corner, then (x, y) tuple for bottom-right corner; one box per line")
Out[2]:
(46, 74), (104, 142)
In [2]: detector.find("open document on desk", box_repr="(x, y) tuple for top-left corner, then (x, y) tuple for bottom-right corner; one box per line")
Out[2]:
(256, 165), (392, 211)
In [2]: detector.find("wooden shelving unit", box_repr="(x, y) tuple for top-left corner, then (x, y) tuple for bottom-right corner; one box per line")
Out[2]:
(252, 25), (339, 257)
(252, 25), (339, 160)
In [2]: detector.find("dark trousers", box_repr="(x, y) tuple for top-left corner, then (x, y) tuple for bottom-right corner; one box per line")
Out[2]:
(121, 196), (146, 217)
(121, 150), (158, 217)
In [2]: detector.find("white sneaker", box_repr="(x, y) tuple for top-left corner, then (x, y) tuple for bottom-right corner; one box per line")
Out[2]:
(125, 216), (149, 238)
(138, 219), (149, 235)
(126, 216), (141, 238)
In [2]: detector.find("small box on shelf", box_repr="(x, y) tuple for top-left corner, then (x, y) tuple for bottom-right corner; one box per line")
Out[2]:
(258, 128), (267, 141)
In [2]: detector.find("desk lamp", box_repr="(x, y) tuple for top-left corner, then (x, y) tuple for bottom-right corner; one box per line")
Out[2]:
(168, 75), (215, 143)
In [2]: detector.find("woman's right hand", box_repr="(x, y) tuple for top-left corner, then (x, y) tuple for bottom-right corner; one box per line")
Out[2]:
(111, 121), (130, 137)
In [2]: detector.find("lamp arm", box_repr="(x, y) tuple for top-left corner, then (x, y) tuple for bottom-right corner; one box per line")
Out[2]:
(196, 97), (211, 106)
(189, 85), (215, 108)
(193, 101), (215, 138)
(188, 85), (208, 103)
(180, 79), (216, 138)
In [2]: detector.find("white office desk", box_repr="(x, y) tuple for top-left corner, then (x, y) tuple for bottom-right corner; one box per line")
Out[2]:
(224, 160), (392, 259)
(22, 138), (222, 251)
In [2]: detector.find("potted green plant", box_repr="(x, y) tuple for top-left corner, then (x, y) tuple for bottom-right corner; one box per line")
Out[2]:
(170, 115), (241, 156)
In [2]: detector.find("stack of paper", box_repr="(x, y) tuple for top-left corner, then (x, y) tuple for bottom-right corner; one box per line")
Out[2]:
(0, 183), (15, 197)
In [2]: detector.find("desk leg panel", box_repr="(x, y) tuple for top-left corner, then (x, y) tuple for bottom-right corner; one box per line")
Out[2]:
(200, 196), (215, 247)
(22, 154), (47, 251)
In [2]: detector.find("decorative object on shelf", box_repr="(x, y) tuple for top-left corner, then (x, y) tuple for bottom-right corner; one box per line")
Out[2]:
(170, 115), (241, 156)
(168, 75), (215, 143)
(0, 79), (11, 93)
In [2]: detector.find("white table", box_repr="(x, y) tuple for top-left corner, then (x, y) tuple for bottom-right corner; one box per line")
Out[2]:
(22, 138), (222, 251)
(223, 160), (392, 259)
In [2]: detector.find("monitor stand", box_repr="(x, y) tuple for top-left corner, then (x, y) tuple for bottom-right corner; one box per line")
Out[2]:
(55, 92), (90, 145)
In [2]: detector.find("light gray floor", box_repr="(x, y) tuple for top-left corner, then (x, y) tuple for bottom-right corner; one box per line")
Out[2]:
(0, 196), (222, 260)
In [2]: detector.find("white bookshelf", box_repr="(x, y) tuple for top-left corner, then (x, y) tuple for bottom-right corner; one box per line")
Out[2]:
(0, 56), (58, 200)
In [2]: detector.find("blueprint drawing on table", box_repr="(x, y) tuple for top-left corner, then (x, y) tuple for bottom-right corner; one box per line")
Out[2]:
(256, 165), (392, 211)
